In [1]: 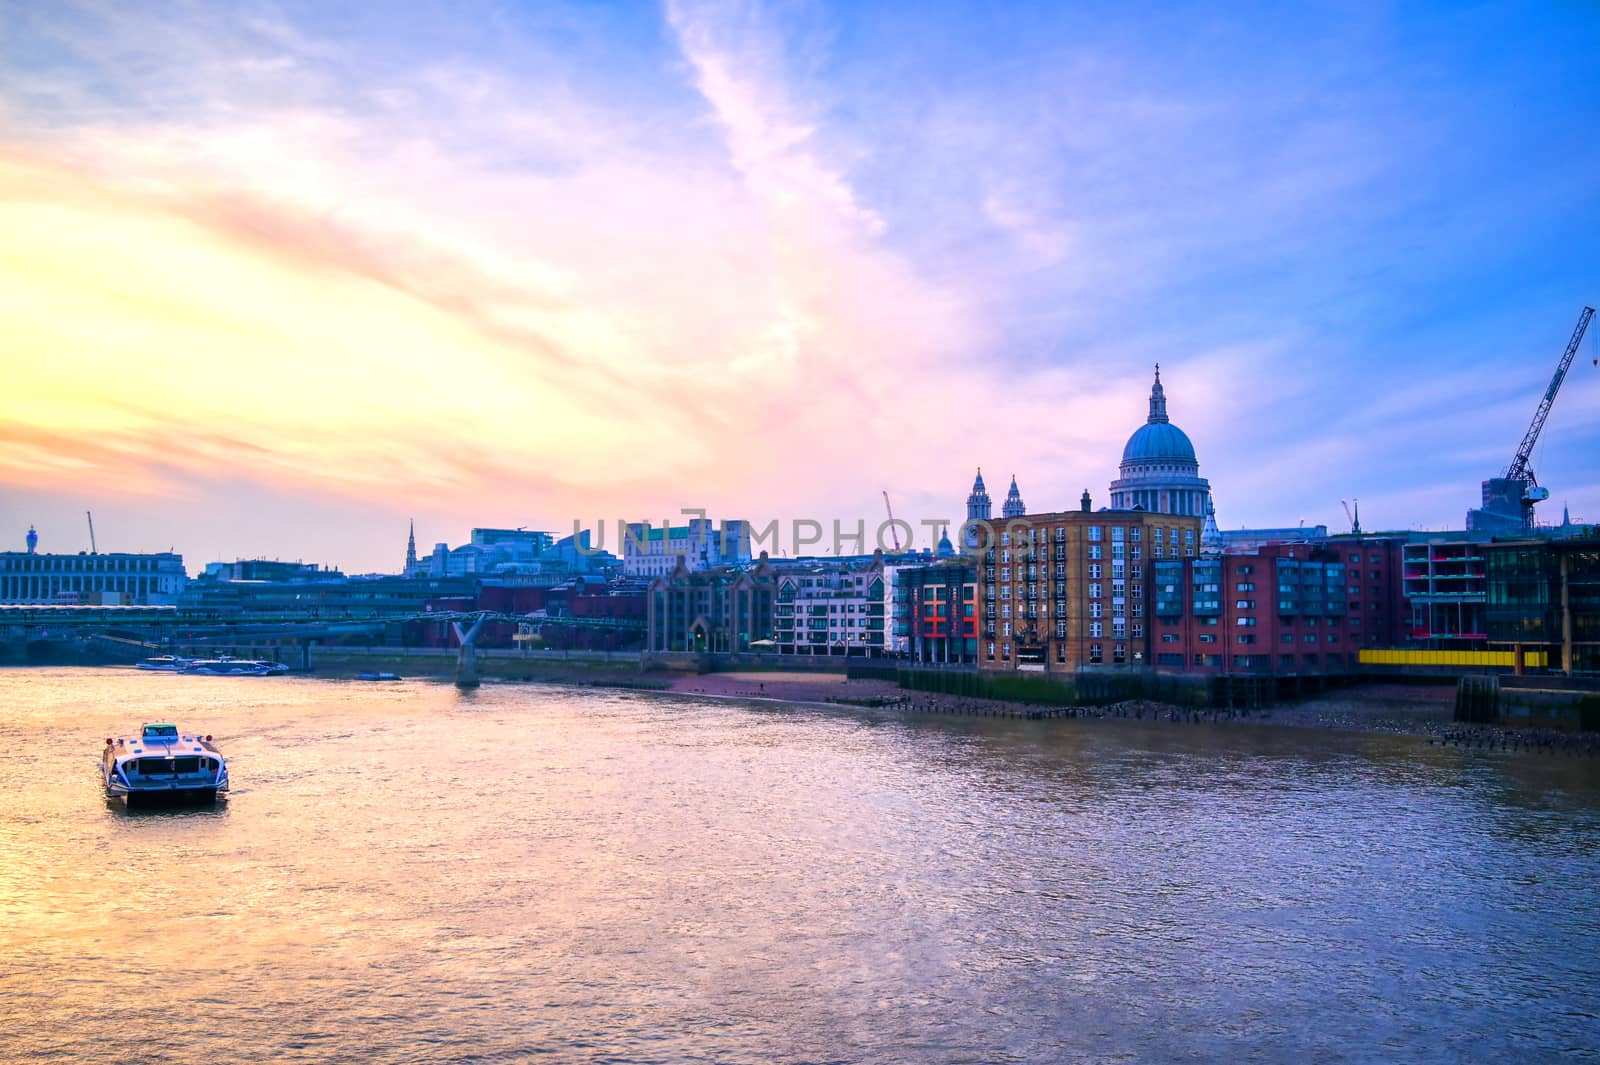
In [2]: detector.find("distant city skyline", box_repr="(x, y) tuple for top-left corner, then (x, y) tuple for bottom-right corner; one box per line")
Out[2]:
(3, 1), (1597, 573)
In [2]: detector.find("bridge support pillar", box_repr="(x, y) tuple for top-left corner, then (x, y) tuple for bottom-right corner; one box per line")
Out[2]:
(452, 616), (486, 689)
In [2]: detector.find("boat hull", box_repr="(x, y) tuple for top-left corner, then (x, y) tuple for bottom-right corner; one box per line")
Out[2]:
(109, 784), (222, 807)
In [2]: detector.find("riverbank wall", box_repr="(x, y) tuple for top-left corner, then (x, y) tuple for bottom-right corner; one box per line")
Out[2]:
(307, 647), (665, 687)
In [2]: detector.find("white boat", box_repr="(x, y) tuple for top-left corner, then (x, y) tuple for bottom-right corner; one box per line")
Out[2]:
(180, 656), (285, 676)
(102, 723), (229, 805)
(135, 655), (193, 672)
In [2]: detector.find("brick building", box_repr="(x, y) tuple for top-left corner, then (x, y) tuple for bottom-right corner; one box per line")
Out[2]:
(1151, 536), (1405, 674)
(976, 495), (1203, 673)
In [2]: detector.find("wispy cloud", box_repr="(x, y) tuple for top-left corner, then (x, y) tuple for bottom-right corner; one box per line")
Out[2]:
(1, 1), (1596, 568)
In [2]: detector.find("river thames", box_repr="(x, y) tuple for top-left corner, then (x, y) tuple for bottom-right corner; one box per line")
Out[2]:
(1, 668), (1597, 1063)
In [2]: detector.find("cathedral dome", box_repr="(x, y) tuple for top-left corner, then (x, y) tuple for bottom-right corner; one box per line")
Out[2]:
(1122, 421), (1196, 465)
(1108, 365), (1213, 519)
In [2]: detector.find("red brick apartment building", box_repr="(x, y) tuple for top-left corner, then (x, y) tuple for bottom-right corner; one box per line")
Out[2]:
(1151, 536), (1406, 674)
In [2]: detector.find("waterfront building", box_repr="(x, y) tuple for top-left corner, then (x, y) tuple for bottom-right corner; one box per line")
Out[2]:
(977, 494), (1204, 672)
(0, 530), (187, 605)
(771, 555), (886, 657)
(1108, 366), (1214, 519)
(1403, 535), (1490, 649)
(180, 568), (477, 616)
(1485, 537), (1600, 674)
(1151, 535), (1405, 674)
(624, 518), (752, 578)
(645, 555), (777, 652)
(893, 560), (979, 664)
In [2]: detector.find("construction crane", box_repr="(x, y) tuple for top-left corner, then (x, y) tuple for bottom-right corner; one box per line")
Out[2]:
(86, 510), (97, 554)
(1506, 306), (1594, 488)
(1341, 498), (1361, 536)
(882, 490), (901, 551)
(1468, 306), (1595, 532)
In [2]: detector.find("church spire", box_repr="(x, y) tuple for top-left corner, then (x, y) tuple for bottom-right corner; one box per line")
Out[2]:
(966, 468), (992, 522)
(1148, 363), (1169, 424)
(1002, 475), (1026, 519)
(1201, 498), (1222, 558)
(405, 520), (418, 575)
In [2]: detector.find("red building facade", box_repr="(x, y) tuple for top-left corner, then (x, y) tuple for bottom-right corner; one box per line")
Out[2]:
(1152, 536), (1405, 674)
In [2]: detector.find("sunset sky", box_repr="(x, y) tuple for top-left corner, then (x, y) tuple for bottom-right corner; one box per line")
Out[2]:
(2, 1), (1597, 573)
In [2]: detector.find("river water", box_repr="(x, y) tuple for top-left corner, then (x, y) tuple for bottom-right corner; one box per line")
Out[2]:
(1, 668), (1597, 1063)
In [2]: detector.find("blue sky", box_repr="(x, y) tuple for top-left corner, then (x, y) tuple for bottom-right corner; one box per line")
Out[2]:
(1, 0), (1597, 570)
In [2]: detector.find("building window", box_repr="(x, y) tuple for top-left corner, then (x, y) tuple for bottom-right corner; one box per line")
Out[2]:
(1089, 545), (1102, 560)
(1089, 526), (1102, 542)
(1199, 634), (1217, 644)
(1235, 600), (1255, 610)
(1161, 633), (1179, 643)
(1090, 621), (1103, 638)
(1236, 582), (1255, 592)
(1236, 617), (1256, 626)
(1238, 634), (1256, 644)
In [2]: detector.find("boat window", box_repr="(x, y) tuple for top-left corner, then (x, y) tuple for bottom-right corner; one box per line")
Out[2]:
(136, 757), (202, 775)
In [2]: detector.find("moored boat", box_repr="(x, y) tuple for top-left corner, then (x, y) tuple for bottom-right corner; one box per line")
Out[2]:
(356, 671), (402, 681)
(102, 723), (229, 806)
(135, 655), (194, 672)
(180, 656), (276, 676)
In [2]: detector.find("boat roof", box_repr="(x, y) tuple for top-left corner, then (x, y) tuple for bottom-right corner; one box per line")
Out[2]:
(109, 725), (220, 758)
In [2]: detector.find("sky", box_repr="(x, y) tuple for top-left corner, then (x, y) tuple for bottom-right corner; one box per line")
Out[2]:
(1, 0), (1597, 573)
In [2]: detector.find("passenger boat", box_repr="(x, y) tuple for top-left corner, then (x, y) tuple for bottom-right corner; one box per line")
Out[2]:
(180, 656), (286, 676)
(135, 655), (193, 672)
(102, 723), (229, 805)
(356, 671), (402, 681)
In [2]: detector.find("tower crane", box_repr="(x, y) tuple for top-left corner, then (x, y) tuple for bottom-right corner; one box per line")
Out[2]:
(1467, 306), (1594, 532)
(882, 491), (901, 551)
(1506, 306), (1593, 491)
